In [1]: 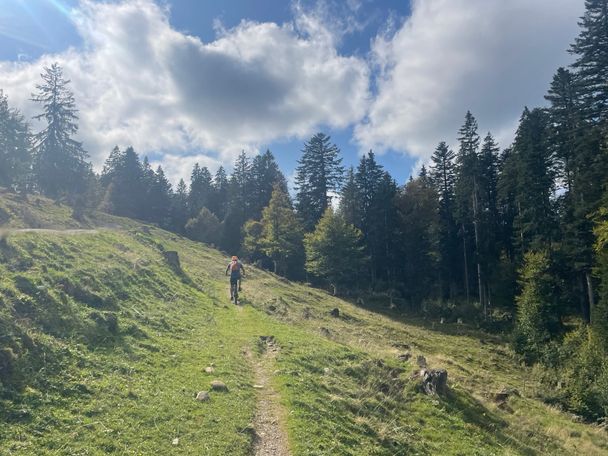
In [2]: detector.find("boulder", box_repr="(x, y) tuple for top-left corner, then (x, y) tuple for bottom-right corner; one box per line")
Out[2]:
(419, 368), (448, 395)
(195, 391), (210, 402)
(210, 380), (228, 392)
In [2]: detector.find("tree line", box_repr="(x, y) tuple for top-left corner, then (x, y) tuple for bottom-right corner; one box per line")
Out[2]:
(1, 0), (608, 421)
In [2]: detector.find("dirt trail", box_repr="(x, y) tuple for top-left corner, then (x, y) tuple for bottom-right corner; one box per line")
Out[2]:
(251, 336), (291, 456)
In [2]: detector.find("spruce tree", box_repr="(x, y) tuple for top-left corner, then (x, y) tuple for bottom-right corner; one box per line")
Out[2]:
(148, 165), (173, 227)
(430, 142), (459, 298)
(210, 166), (229, 220)
(338, 167), (359, 226)
(295, 133), (344, 231)
(171, 178), (189, 233)
(304, 208), (367, 295)
(100, 146), (146, 219)
(31, 63), (90, 199)
(0, 91), (31, 191)
(249, 149), (287, 220)
(259, 185), (304, 277)
(570, 0), (608, 123)
(188, 163), (213, 218)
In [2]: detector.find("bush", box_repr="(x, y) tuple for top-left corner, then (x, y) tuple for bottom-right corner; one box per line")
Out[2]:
(185, 207), (221, 245)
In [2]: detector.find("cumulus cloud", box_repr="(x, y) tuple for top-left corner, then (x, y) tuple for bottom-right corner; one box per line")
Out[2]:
(355, 0), (585, 163)
(0, 0), (369, 181)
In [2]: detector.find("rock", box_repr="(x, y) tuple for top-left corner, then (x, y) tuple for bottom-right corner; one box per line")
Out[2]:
(210, 380), (228, 392)
(204, 366), (215, 373)
(416, 355), (427, 368)
(397, 352), (411, 362)
(323, 367), (332, 375)
(330, 308), (340, 317)
(493, 387), (520, 403)
(268, 305), (277, 312)
(163, 251), (181, 271)
(320, 327), (331, 338)
(196, 391), (210, 402)
(172, 437), (179, 445)
(253, 384), (264, 389)
(419, 368), (448, 395)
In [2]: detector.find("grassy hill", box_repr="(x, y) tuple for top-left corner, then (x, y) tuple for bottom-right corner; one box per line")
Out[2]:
(1, 191), (607, 455)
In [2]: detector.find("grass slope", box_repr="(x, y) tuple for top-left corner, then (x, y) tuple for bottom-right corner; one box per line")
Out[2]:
(0, 193), (607, 455)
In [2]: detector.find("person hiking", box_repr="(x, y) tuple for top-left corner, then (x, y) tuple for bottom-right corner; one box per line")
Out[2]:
(225, 255), (245, 302)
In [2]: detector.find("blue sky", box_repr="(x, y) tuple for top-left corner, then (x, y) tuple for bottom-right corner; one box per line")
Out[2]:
(0, 0), (584, 186)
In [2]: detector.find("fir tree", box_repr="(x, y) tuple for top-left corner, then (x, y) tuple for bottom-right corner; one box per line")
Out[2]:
(100, 146), (146, 218)
(260, 185), (304, 277)
(304, 208), (367, 295)
(0, 91), (31, 191)
(249, 149), (287, 220)
(188, 163), (213, 218)
(31, 63), (90, 199)
(295, 133), (344, 231)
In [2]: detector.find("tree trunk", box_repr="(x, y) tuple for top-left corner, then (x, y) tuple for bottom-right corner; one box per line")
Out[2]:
(462, 224), (470, 305)
(586, 271), (595, 324)
(472, 179), (485, 317)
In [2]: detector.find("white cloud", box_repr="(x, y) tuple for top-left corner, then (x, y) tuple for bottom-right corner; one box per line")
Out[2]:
(355, 0), (585, 162)
(0, 0), (369, 182)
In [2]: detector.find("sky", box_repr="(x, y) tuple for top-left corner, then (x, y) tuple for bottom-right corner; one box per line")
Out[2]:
(0, 0), (586, 187)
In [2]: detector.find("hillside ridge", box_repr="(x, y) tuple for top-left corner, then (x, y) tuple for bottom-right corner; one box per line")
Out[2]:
(1, 193), (607, 455)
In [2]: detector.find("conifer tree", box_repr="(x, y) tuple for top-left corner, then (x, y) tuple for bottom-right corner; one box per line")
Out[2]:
(260, 185), (304, 277)
(185, 207), (221, 245)
(100, 146), (146, 218)
(249, 149), (287, 220)
(171, 178), (189, 233)
(304, 208), (366, 295)
(339, 167), (359, 226)
(295, 133), (344, 231)
(188, 163), (213, 218)
(31, 63), (90, 199)
(430, 142), (459, 298)
(0, 91), (31, 191)
(147, 165), (173, 227)
(570, 0), (608, 123)
(210, 166), (229, 220)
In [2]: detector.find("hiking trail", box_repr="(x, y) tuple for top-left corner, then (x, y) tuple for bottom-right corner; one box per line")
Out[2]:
(250, 336), (290, 456)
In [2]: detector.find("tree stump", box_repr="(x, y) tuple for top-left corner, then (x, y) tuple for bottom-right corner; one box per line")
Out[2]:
(420, 368), (448, 395)
(163, 251), (181, 272)
(330, 308), (340, 317)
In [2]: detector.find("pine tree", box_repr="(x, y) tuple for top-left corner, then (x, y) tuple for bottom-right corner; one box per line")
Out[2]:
(0, 91), (31, 191)
(188, 163), (213, 218)
(249, 149), (287, 220)
(569, 0), (608, 123)
(260, 185), (304, 277)
(171, 178), (189, 233)
(31, 63), (90, 199)
(430, 142), (459, 298)
(210, 166), (229, 220)
(304, 208), (367, 295)
(354, 150), (388, 283)
(295, 133), (344, 231)
(147, 165), (173, 227)
(100, 146), (146, 218)
(454, 111), (482, 306)
(339, 167), (359, 226)
(222, 151), (252, 253)
(395, 177), (439, 305)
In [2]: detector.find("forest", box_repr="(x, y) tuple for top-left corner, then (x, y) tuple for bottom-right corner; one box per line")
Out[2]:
(1, 0), (608, 422)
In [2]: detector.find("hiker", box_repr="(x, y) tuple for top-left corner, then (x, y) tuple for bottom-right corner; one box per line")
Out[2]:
(225, 255), (245, 300)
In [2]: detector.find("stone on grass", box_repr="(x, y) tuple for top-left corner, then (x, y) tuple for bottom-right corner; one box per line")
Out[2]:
(204, 366), (215, 373)
(210, 380), (228, 392)
(417, 355), (427, 368)
(196, 391), (210, 402)
(397, 352), (411, 361)
(172, 437), (179, 445)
